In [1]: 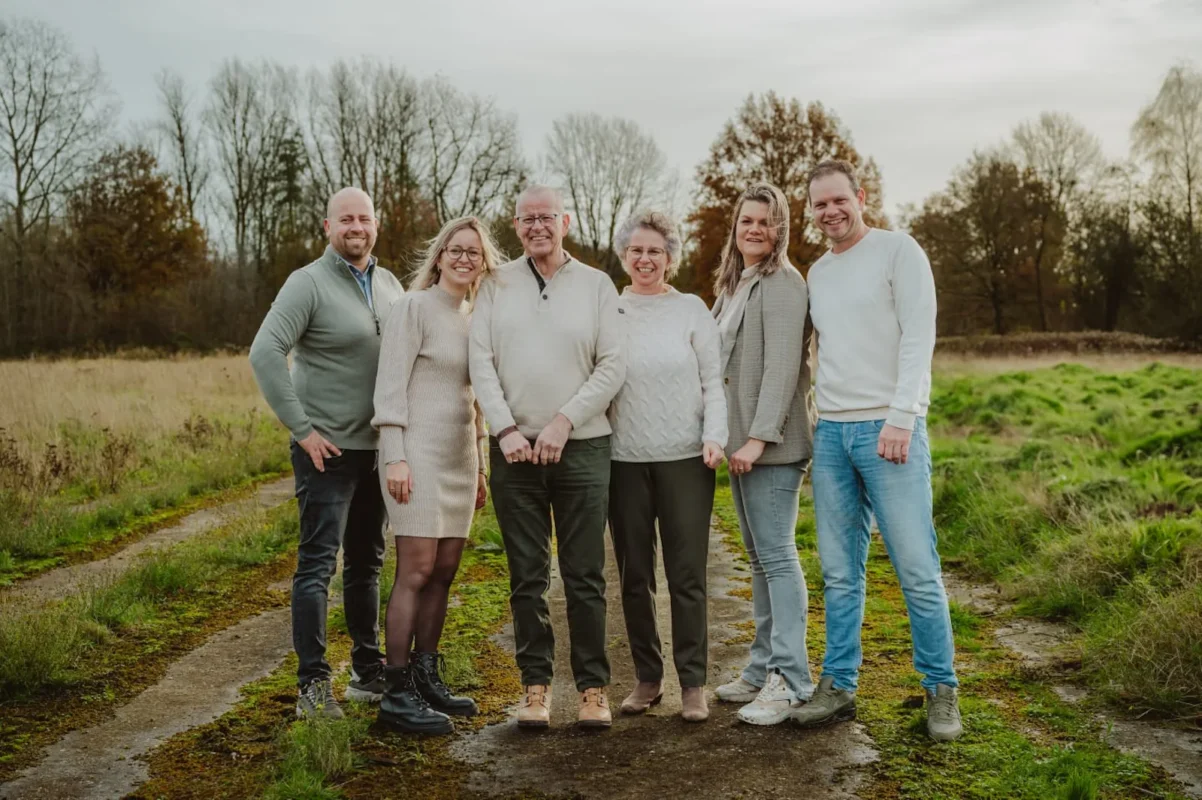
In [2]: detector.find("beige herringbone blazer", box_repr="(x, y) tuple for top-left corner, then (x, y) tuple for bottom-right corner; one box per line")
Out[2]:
(712, 263), (813, 466)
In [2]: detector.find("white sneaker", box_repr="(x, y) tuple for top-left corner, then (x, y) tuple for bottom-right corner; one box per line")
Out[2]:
(737, 671), (799, 726)
(715, 675), (761, 703)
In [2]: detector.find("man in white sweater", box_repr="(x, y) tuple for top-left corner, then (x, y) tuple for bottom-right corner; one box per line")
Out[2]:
(469, 185), (625, 729)
(790, 160), (962, 742)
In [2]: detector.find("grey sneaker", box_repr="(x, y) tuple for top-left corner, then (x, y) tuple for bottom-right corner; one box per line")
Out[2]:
(715, 675), (761, 703)
(926, 684), (963, 741)
(297, 679), (345, 720)
(790, 676), (856, 728)
(345, 662), (386, 703)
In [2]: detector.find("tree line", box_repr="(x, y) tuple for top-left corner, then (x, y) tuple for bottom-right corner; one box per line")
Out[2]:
(1, 15), (1199, 356)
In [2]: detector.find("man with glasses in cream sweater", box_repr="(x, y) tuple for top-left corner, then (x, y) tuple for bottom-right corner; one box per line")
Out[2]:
(469, 185), (625, 729)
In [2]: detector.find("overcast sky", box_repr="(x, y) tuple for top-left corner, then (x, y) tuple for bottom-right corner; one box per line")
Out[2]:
(9, 0), (1201, 216)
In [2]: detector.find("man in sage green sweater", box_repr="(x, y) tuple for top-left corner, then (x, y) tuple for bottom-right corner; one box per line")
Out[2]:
(249, 187), (404, 720)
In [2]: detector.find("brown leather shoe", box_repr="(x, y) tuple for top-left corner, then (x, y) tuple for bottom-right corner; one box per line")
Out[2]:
(517, 685), (551, 728)
(681, 687), (709, 722)
(578, 687), (612, 728)
(620, 681), (663, 715)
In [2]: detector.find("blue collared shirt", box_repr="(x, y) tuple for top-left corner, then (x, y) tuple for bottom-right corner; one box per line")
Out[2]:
(335, 252), (377, 311)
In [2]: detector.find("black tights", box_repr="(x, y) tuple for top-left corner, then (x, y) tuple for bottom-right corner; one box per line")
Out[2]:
(384, 537), (466, 667)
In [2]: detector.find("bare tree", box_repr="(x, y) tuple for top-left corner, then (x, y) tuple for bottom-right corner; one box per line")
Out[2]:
(155, 68), (208, 223)
(421, 77), (524, 226)
(1133, 63), (1202, 252)
(306, 59), (427, 262)
(0, 17), (116, 350)
(1012, 111), (1104, 330)
(545, 113), (668, 277)
(205, 59), (305, 275)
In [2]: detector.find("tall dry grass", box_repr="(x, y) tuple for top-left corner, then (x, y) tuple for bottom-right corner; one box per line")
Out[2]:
(0, 354), (270, 457)
(0, 354), (291, 579)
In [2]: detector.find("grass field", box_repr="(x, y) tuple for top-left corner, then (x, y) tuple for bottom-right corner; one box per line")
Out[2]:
(928, 361), (1202, 715)
(3, 348), (1198, 797)
(0, 355), (289, 582)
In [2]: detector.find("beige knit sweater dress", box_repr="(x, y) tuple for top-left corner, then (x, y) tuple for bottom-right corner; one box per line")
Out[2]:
(372, 285), (486, 539)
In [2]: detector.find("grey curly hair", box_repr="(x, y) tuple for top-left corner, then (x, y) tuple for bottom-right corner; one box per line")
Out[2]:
(613, 210), (684, 278)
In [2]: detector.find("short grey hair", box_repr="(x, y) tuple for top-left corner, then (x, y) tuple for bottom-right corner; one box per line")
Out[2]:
(614, 210), (683, 277)
(515, 184), (565, 215)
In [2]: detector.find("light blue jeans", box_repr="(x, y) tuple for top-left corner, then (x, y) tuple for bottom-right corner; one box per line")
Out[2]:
(730, 462), (815, 700)
(811, 418), (957, 692)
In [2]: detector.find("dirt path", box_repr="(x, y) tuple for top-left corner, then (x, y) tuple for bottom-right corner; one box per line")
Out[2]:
(451, 527), (878, 800)
(4, 477), (294, 606)
(945, 574), (1202, 797)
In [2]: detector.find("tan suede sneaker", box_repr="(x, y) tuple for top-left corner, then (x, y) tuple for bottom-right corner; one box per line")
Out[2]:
(619, 681), (663, 715)
(517, 684), (551, 728)
(578, 687), (612, 728)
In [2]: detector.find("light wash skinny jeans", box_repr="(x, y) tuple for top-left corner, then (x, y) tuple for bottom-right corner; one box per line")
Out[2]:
(811, 418), (958, 692)
(730, 461), (815, 700)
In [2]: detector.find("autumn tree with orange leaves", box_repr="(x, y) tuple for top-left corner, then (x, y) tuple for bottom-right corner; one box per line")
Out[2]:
(683, 92), (888, 304)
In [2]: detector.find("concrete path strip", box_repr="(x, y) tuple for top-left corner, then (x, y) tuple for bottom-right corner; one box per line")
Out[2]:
(452, 526), (879, 799)
(0, 601), (295, 800)
(4, 476), (295, 606)
(946, 573), (1202, 798)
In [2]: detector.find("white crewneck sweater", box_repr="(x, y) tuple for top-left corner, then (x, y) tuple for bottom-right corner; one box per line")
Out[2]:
(807, 228), (937, 431)
(608, 287), (728, 462)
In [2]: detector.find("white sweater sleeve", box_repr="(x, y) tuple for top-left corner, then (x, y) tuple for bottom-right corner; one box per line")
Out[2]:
(691, 298), (729, 449)
(558, 278), (626, 429)
(468, 276), (517, 434)
(371, 294), (423, 465)
(886, 235), (937, 431)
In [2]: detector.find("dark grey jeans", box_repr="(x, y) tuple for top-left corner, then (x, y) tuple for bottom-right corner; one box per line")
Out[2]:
(290, 442), (387, 687)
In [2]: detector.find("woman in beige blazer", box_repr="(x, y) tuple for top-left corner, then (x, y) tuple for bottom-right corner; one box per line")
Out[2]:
(710, 182), (816, 726)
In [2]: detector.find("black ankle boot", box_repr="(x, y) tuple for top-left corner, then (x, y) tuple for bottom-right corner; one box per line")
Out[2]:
(411, 651), (479, 717)
(377, 664), (454, 735)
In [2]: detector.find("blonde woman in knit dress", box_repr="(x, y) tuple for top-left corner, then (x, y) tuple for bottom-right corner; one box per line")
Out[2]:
(370, 216), (502, 735)
(607, 210), (727, 723)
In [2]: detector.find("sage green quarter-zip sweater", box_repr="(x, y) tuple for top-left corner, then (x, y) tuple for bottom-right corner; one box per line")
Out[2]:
(250, 245), (405, 450)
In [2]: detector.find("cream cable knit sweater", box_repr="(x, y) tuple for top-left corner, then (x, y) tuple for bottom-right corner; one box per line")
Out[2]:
(608, 288), (728, 463)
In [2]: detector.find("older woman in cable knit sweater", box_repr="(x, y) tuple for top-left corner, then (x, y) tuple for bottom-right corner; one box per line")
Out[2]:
(607, 210), (728, 723)
(371, 216), (503, 736)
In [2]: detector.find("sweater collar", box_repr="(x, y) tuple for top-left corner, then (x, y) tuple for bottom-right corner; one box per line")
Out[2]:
(325, 245), (377, 279)
(429, 282), (468, 310)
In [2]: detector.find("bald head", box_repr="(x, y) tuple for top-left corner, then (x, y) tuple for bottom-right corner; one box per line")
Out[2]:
(323, 187), (378, 268)
(327, 187), (375, 221)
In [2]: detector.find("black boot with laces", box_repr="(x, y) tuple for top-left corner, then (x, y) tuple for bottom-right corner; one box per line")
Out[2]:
(377, 664), (454, 735)
(412, 651), (479, 716)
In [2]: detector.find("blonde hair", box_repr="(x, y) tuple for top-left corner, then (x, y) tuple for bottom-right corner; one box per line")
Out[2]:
(712, 182), (791, 299)
(408, 216), (503, 304)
